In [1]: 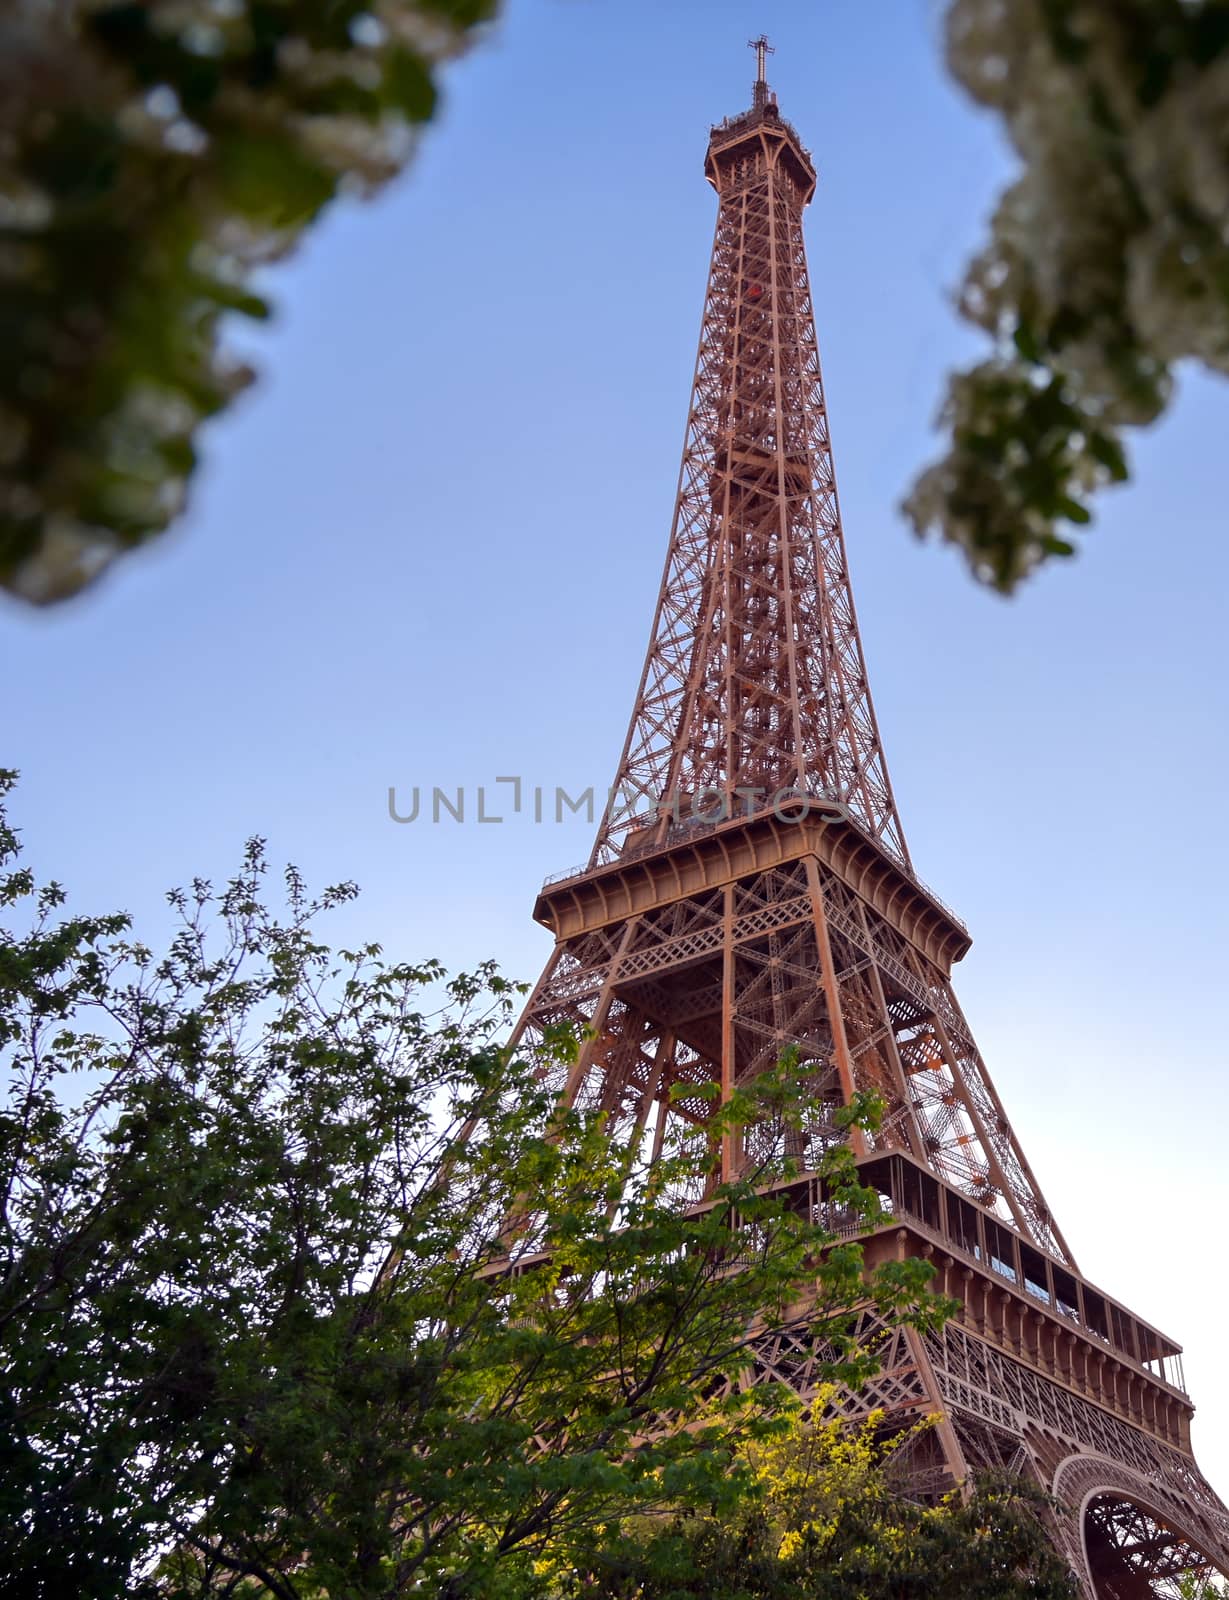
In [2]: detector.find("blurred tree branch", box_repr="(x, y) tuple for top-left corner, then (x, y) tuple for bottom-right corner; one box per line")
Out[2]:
(0, 0), (495, 604)
(7, 3), (1225, 605)
(905, 0), (1229, 591)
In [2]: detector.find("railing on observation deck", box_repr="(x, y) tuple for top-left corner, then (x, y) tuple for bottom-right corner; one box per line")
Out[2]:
(846, 1158), (1189, 1397)
(709, 108), (813, 166)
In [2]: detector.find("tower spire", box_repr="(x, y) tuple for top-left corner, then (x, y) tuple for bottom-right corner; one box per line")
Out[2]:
(748, 33), (775, 110)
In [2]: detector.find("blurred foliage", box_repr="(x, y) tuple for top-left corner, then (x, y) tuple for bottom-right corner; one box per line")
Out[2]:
(10, 1), (1225, 605)
(0, 0), (495, 605)
(564, 1411), (1080, 1600)
(905, 0), (1229, 591)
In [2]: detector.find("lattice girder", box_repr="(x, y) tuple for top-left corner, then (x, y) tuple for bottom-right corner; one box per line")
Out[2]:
(928, 1321), (1229, 1595)
(593, 97), (906, 870)
(508, 62), (1229, 1598)
(518, 843), (1068, 1257)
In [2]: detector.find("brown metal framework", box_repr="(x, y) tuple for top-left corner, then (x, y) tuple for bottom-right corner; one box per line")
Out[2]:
(510, 52), (1229, 1598)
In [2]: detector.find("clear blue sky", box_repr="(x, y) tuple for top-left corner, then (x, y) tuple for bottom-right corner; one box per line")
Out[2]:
(5, 0), (1228, 1496)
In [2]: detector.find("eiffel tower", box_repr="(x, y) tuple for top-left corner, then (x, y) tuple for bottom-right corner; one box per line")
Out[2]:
(511, 43), (1229, 1597)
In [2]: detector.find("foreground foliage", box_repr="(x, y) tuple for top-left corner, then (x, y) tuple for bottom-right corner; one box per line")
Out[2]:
(7, 2), (1226, 605)
(0, 0), (496, 603)
(0, 772), (947, 1598)
(574, 1413), (1080, 1600)
(906, 0), (1229, 590)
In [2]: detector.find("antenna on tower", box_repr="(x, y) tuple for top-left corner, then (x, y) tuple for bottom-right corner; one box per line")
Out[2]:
(748, 34), (775, 110)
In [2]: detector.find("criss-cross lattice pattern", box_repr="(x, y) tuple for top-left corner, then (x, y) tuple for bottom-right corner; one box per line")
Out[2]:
(1084, 1495), (1215, 1597)
(593, 103), (906, 868)
(926, 1323), (1229, 1593)
(517, 855), (1068, 1257)
(509, 73), (1229, 1597)
(753, 1308), (928, 1412)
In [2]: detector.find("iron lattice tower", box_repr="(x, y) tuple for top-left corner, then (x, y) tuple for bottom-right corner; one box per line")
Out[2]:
(512, 49), (1229, 1597)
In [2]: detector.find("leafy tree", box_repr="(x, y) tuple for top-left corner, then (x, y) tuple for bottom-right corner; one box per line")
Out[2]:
(0, 771), (949, 1599)
(570, 1409), (1080, 1600)
(0, 0), (497, 605)
(906, 0), (1229, 590)
(1175, 1576), (1229, 1599)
